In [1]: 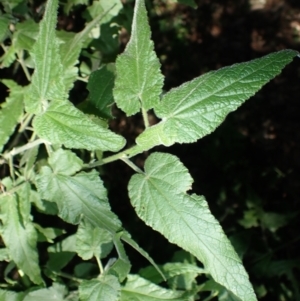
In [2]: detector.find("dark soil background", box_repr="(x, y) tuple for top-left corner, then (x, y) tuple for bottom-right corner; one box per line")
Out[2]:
(108, 0), (300, 300)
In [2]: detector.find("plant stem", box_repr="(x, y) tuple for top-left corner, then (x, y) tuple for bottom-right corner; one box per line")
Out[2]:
(95, 256), (104, 274)
(52, 271), (82, 283)
(17, 51), (31, 82)
(3, 139), (45, 160)
(84, 144), (144, 168)
(141, 107), (150, 128)
(121, 157), (144, 174)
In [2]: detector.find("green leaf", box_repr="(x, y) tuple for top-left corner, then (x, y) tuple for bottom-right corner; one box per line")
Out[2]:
(114, 0), (164, 115)
(140, 262), (205, 284)
(76, 219), (113, 260)
(136, 50), (298, 149)
(87, 65), (115, 119)
(0, 184), (42, 285)
(120, 274), (186, 301)
(23, 283), (67, 301)
(82, 0), (123, 24)
(79, 275), (120, 301)
(25, 0), (66, 114)
(33, 101), (125, 151)
(0, 80), (24, 152)
(0, 15), (10, 43)
(128, 152), (257, 301)
(48, 149), (83, 176)
(47, 235), (76, 272)
(14, 19), (39, 51)
(59, 11), (117, 92)
(0, 289), (25, 301)
(36, 156), (122, 233)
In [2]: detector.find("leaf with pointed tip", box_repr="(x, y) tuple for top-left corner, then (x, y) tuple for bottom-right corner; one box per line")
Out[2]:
(0, 80), (24, 152)
(87, 65), (115, 119)
(36, 153), (122, 233)
(25, 0), (66, 114)
(128, 152), (257, 301)
(79, 275), (120, 301)
(0, 184), (43, 285)
(114, 0), (164, 115)
(136, 50), (298, 150)
(120, 275), (186, 301)
(33, 101), (125, 151)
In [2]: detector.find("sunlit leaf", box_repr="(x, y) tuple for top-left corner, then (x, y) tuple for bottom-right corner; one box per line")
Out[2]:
(25, 0), (66, 114)
(136, 50), (298, 150)
(114, 0), (164, 115)
(128, 152), (257, 301)
(33, 101), (125, 151)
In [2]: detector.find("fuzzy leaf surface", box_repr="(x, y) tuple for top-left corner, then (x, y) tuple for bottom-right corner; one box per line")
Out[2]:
(114, 0), (164, 115)
(120, 275), (186, 301)
(33, 101), (125, 151)
(0, 80), (24, 152)
(26, 0), (66, 114)
(137, 50), (298, 149)
(0, 185), (42, 285)
(128, 152), (257, 301)
(87, 65), (115, 119)
(36, 159), (122, 233)
(23, 283), (67, 301)
(79, 275), (120, 301)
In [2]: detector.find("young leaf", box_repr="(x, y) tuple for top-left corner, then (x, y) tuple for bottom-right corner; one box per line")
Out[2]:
(79, 275), (120, 301)
(136, 49), (298, 150)
(36, 155), (122, 233)
(0, 185), (42, 285)
(120, 274), (186, 301)
(0, 80), (24, 152)
(33, 101), (125, 151)
(25, 0), (66, 114)
(76, 219), (113, 260)
(114, 0), (164, 116)
(128, 152), (257, 301)
(87, 65), (115, 119)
